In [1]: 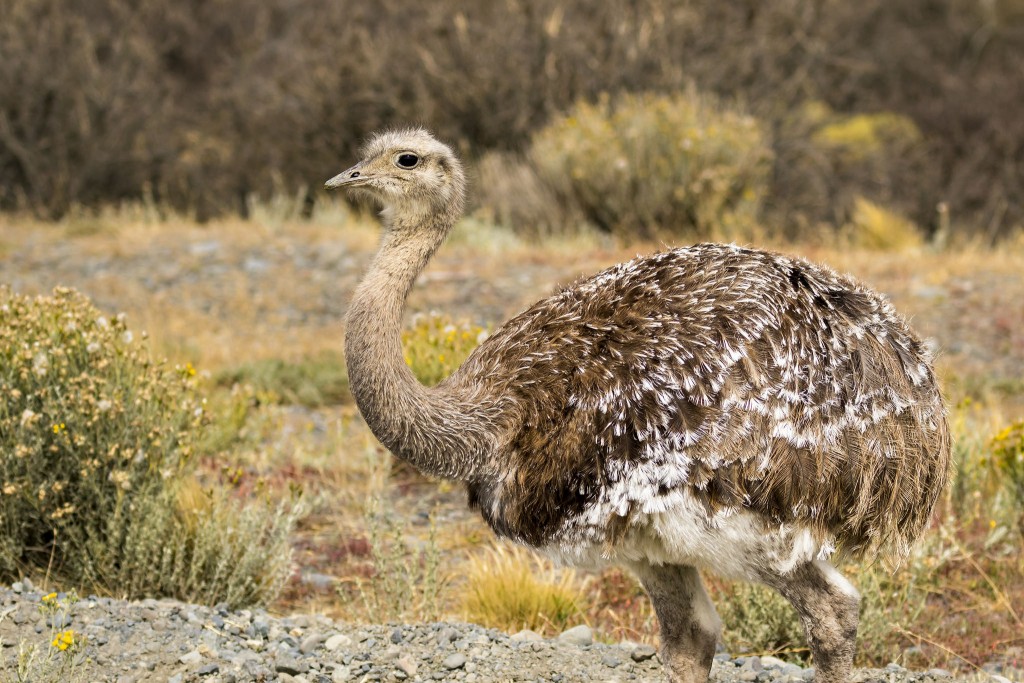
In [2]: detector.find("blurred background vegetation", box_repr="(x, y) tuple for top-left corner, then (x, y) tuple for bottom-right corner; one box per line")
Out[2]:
(1, 0), (1022, 241)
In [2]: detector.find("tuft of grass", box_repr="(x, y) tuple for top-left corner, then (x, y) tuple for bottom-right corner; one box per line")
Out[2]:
(460, 543), (586, 635)
(214, 352), (350, 407)
(336, 502), (445, 624)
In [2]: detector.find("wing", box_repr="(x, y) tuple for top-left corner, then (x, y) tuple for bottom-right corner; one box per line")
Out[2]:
(453, 244), (949, 557)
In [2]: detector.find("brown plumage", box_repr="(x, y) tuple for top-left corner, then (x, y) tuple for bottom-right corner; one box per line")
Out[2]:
(326, 129), (950, 683)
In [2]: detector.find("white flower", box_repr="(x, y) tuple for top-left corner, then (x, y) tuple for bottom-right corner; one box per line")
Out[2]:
(121, 330), (133, 344)
(20, 409), (36, 428)
(476, 330), (489, 345)
(32, 352), (48, 377)
(96, 316), (108, 329)
(97, 399), (112, 412)
(86, 342), (101, 354)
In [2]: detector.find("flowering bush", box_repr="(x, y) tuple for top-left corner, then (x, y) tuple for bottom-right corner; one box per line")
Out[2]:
(529, 91), (772, 240)
(0, 287), (295, 606)
(402, 313), (488, 387)
(0, 287), (201, 575)
(991, 419), (1024, 535)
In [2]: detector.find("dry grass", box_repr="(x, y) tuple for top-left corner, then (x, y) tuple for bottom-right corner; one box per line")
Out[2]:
(2, 209), (1023, 674)
(460, 543), (586, 635)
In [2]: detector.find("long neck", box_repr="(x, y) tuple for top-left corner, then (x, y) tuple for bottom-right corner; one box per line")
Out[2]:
(344, 208), (495, 482)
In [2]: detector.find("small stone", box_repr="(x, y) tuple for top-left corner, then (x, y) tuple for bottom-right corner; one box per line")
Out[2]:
(631, 645), (657, 662)
(46, 613), (71, 629)
(926, 669), (953, 678)
(331, 665), (352, 682)
(21, 578), (34, 592)
(602, 654), (622, 668)
(390, 627), (403, 644)
(800, 667), (816, 681)
(739, 672), (759, 682)
(510, 629), (543, 642)
(197, 663), (220, 676)
(167, 676), (183, 683)
(324, 634), (352, 651)
(277, 659), (310, 676)
(558, 625), (593, 647)
(740, 656), (764, 672)
(760, 656), (787, 670)
(179, 650), (203, 665)
(10, 582), (22, 594)
(443, 653), (467, 670)
(300, 632), (324, 654)
(396, 656), (418, 676)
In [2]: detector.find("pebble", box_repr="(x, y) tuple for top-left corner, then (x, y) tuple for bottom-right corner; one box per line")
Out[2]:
(558, 624), (593, 647)
(0, 582), (986, 683)
(631, 644), (658, 662)
(443, 653), (467, 670)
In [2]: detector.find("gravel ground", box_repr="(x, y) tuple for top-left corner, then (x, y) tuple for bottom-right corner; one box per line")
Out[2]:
(2, 582), (1004, 683)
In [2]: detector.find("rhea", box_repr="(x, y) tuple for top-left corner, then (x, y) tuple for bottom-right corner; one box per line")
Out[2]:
(326, 129), (950, 683)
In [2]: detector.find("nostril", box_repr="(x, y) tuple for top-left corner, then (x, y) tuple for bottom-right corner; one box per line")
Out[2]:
(351, 171), (360, 178)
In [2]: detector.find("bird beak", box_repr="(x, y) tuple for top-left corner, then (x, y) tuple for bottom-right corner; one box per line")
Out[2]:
(324, 161), (368, 190)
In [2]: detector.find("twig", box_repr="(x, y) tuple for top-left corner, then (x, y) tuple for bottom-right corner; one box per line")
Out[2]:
(893, 626), (981, 672)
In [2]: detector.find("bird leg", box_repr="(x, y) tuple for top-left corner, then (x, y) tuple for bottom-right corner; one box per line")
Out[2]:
(632, 562), (721, 683)
(761, 560), (860, 683)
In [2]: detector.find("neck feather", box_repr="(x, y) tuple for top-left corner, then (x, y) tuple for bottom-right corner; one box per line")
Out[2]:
(344, 209), (494, 481)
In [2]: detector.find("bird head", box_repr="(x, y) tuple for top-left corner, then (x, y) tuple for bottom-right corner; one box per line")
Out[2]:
(324, 128), (465, 220)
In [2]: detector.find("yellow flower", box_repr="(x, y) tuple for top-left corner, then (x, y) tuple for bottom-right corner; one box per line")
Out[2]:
(185, 362), (196, 377)
(51, 629), (75, 651)
(52, 423), (66, 434)
(41, 592), (58, 604)
(989, 519), (997, 530)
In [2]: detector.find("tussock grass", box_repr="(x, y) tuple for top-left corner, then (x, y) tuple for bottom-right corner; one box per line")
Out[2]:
(460, 544), (586, 635)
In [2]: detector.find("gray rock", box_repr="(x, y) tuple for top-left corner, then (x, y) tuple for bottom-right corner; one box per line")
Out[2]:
(631, 645), (658, 662)
(444, 653), (467, 670)
(559, 625), (593, 647)
(300, 632), (325, 654)
(197, 663), (220, 676)
(324, 633), (352, 651)
(277, 658), (311, 676)
(179, 649), (203, 665)
(510, 629), (543, 642)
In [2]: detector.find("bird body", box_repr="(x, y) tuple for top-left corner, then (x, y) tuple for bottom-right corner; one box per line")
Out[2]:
(327, 129), (950, 683)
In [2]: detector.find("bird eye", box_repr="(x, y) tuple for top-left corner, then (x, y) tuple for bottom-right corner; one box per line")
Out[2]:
(396, 153), (420, 169)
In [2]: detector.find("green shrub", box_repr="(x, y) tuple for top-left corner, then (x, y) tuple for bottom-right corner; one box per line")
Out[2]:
(87, 482), (299, 608)
(771, 103), (934, 238)
(402, 313), (487, 386)
(991, 418), (1024, 535)
(336, 503), (444, 623)
(529, 91), (772, 240)
(845, 197), (924, 251)
(214, 351), (350, 407)
(713, 580), (807, 660)
(0, 287), (297, 606)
